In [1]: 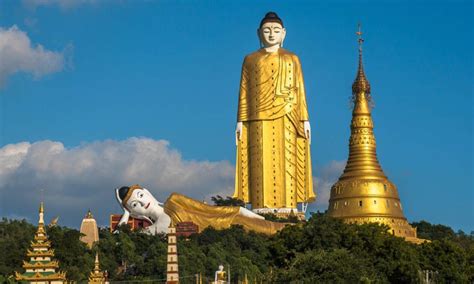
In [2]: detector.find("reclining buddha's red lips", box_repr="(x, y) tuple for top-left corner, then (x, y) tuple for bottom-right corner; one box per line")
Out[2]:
(145, 202), (150, 209)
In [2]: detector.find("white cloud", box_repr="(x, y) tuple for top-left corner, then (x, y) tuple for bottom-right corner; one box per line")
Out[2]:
(0, 25), (66, 86)
(23, 0), (97, 9)
(0, 138), (235, 227)
(309, 160), (346, 213)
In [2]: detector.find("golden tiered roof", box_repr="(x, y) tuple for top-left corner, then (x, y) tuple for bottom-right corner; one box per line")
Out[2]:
(31, 240), (51, 247)
(15, 202), (67, 282)
(26, 249), (55, 257)
(327, 25), (421, 243)
(22, 260), (60, 269)
(15, 271), (67, 281)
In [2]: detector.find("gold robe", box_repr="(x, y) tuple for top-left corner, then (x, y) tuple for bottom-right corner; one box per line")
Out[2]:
(233, 48), (316, 209)
(164, 193), (287, 235)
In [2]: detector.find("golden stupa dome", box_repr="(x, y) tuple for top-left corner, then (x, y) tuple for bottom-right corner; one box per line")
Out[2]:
(327, 25), (421, 243)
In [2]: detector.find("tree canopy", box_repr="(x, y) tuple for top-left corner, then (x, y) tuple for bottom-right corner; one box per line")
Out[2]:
(0, 215), (472, 283)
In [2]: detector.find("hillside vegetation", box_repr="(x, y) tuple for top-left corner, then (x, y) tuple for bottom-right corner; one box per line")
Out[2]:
(0, 214), (472, 283)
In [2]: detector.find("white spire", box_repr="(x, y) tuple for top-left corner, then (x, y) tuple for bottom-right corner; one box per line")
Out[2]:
(39, 202), (44, 224)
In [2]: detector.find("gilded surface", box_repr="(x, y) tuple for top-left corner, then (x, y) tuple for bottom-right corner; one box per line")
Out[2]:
(327, 41), (420, 242)
(233, 48), (315, 210)
(163, 193), (287, 235)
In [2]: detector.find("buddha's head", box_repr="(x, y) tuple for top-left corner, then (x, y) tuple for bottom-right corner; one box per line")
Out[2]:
(115, 184), (162, 219)
(258, 12), (286, 48)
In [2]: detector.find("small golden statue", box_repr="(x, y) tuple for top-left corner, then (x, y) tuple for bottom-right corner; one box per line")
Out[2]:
(214, 265), (228, 284)
(233, 12), (316, 216)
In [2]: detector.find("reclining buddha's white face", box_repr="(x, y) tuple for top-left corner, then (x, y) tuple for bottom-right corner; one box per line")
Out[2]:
(124, 187), (160, 219)
(115, 185), (172, 234)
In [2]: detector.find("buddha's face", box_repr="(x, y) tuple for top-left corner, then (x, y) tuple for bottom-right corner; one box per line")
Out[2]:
(258, 22), (286, 47)
(125, 188), (157, 217)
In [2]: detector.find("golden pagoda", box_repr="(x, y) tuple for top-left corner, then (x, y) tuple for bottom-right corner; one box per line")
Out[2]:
(80, 209), (99, 249)
(15, 202), (67, 283)
(326, 26), (421, 243)
(88, 253), (107, 284)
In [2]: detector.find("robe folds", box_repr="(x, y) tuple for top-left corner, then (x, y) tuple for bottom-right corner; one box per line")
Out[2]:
(233, 48), (316, 210)
(163, 193), (287, 235)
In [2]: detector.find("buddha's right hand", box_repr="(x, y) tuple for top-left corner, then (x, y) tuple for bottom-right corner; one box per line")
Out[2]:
(114, 209), (130, 233)
(235, 122), (243, 146)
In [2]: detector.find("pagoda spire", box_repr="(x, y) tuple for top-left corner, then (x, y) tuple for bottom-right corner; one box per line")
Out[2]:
(352, 23), (371, 96)
(339, 24), (385, 181)
(88, 253), (107, 283)
(15, 202), (67, 283)
(327, 25), (423, 244)
(39, 202), (44, 224)
(94, 253), (100, 270)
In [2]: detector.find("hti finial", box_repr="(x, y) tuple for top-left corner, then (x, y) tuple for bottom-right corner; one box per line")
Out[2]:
(95, 252), (100, 265)
(39, 188), (45, 213)
(86, 209), (93, 218)
(352, 23), (371, 95)
(356, 23), (364, 54)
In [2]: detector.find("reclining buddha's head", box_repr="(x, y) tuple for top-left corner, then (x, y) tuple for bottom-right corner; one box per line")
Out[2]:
(115, 184), (162, 219)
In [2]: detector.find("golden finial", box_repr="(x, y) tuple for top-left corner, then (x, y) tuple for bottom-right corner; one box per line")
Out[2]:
(38, 201), (45, 225)
(356, 23), (364, 52)
(39, 188), (45, 213)
(352, 23), (371, 95)
(86, 209), (94, 219)
(94, 252), (100, 270)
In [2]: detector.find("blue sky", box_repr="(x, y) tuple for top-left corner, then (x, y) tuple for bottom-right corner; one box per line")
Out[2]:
(0, 0), (472, 231)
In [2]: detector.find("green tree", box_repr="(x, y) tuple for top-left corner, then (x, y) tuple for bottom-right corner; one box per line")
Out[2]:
(412, 220), (457, 240)
(274, 249), (379, 283)
(0, 219), (35, 278)
(418, 239), (470, 283)
(211, 195), (245, 207)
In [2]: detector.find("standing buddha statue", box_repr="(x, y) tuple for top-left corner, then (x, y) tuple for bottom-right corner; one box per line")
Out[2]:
(233, 12), (316, 216)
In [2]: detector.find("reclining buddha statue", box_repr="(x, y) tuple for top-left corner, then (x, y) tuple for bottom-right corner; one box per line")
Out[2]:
(115, 184), (287, 235)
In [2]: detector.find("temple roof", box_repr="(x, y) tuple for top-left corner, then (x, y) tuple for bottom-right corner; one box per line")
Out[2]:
(16, 271), (67, 281)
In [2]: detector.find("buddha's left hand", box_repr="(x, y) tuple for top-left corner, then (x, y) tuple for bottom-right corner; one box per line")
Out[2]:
(304, 121), (311, 145)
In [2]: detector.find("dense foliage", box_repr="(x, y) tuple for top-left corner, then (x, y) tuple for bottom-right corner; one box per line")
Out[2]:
(211, 195), (246, 207)
(0, 215), (472, 283)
